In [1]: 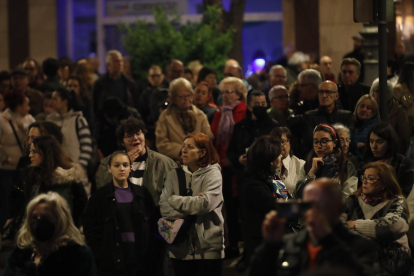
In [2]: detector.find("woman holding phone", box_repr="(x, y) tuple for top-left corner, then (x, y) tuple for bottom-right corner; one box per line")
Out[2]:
(293, 124), (357, 200)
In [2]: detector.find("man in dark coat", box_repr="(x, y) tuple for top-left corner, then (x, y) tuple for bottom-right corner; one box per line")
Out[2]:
(93, 50), (139, 116)
(38, 58), (65, 93)
(302, 81), (355, 155)
(343, 33), (365, 83)
(338, 58), (370, 112)
(10, 69), (43, 116)
(249, 178), (376, 276)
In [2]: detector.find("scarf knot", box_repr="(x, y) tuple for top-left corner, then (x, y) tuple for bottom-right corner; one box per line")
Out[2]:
(361, 192), (384, 206)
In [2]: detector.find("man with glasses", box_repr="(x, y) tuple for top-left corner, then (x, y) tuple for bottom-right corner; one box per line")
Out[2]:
(226, 89), (278, 271)
(338, 58), (370, 112)
(267, 85), (292, 127)
(96, 116), (176, 276)
(302, 80), (355, 155)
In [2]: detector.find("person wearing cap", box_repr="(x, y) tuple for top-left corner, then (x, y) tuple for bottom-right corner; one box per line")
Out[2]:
(302, 81), (355, 156)
(337, 58), (370, 112)
(267, 85), (293, 127)
(9, 69), (43, 117)
(343, 33), (365, 83)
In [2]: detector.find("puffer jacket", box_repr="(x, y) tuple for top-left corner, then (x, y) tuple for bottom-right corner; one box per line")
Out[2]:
(159, 163), (224, 260)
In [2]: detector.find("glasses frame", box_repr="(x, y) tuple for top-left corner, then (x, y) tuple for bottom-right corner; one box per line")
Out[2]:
(360, 175), (380, 184)
(313, 140), (334, 147)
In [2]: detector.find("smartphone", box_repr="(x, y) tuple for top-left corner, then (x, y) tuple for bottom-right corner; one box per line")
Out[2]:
(277, 200), (312, 220)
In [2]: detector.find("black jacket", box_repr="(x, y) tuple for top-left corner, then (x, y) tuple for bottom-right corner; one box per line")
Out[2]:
(357, 154), (414, 198)
(338, 82), (370, 112)
(3, 243), (93, 276)
(302, 106), (355, 154)
(93, 72), (139, 116)
(249, 224), (376, 276)
(241, 177), (277, 265)
(138, 79), (169, 126)
(227, 114), (278, 171)
(9, 166), (88, 228)
(83, 181), (158, 276)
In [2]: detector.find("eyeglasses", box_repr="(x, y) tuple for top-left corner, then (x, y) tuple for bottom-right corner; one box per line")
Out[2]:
(339, 138), (351, 144)
(313, 140), (333, 147)
(281, 139), (290, 145)
(124, 133), (141, 141)
(360, 175), (380, 184)
(318, 90), (337, 96)
(273, 95), (290, 100)
(341, 70), (356, 76)
(220, 90), (237, 95)
(176, 94), (193, 100)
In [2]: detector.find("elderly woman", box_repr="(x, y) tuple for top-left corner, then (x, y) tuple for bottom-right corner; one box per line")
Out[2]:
(351, 95), (380, 158)
(370, 79), (410, 155)
(3, 192), (93, 276)
(270, 127), (305, 196)
(210, 76), (247, 258)
(333, 123), (359, 168)
(156, 78), (213, 160)
(344, 162), (412, 276)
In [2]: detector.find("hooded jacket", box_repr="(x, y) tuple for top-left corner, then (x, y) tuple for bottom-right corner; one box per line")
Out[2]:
(46, 109), (92, 168)
(10, 164), (88, 228)
(159, 163), (224, 260)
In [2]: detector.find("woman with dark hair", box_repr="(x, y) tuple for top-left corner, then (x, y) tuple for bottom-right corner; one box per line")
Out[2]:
(58, 57), (75, 86)
(270, 127), (305, 195)
(4, 192), (93, 276)
(46, 88), (92, 170)
(15, 121), (64, 171)
(242, 135), (286, 267)
(197, 67), (220, 105)
(351, 95), (380, 158)
(159, 133), (224, 275)
(344, 162), (412, 276)
(357, 122), (414, 198)
(8, 135), (88, 239)
(67, 75), (93, 128)
(293, 124), (358, 200)
(84, 150), (157, 276)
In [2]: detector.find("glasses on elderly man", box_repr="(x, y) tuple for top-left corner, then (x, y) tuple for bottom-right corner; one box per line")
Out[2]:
(318, 90), (337, 96)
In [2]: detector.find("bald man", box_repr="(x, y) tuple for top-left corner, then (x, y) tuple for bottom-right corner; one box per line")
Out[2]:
(166, 60), (184, 83)
(249, 179), (376, 276)
(319, 56), (336, 83)
(301, 81), (355, 155)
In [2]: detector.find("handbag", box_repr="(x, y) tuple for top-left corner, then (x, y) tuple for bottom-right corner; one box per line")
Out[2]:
(158, 168), (196, 244)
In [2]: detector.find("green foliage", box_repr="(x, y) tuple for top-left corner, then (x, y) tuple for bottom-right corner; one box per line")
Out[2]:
(119, 5), (234, 81)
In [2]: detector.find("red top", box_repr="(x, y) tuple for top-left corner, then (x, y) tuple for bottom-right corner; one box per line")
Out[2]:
(211, 101), (247, 167)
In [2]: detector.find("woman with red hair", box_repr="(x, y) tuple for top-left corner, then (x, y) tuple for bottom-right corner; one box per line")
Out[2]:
(159, 133), (224, 275)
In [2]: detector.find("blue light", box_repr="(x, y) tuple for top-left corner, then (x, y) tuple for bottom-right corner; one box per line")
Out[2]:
(252, 58), (266, 73)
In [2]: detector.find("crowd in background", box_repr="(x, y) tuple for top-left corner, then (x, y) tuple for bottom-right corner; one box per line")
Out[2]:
(0, 33), (414, 276)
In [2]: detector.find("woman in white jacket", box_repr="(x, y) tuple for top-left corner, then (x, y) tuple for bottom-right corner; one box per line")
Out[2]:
(159, 133), (224, 276)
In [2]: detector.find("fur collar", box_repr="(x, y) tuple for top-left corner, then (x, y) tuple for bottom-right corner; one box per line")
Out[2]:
(52, 163), (86, 184)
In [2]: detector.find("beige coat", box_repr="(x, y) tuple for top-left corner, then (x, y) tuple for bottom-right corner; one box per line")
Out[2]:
(155, 105), (214, 160)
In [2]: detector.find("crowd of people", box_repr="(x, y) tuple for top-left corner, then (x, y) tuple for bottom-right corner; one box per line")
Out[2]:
(0, 39), (414, 276)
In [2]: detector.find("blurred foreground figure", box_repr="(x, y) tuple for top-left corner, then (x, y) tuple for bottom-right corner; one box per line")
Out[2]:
(3, 192), (93, 276)
(249, 178), (376, 276)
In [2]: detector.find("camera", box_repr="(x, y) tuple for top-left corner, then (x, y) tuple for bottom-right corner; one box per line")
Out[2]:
(277, 200), (312, 220)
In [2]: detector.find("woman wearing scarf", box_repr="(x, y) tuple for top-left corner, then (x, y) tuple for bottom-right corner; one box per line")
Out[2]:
(156, 78), (214, 161)
(293, 124), (358, 201)
(241, 136), (288, 268)
(210, 77), (247, 258)
(344, 162), (412, 276)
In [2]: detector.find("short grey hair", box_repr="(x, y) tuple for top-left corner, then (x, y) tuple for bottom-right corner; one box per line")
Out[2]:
(369, 78), (394, 98)
(269, 65), (286, 76)
(298, 69), (322, 87)
(219, 77), (248, 103)
(288, 52), (309, 66)
(106, 50), (122, 63)
(333, 123), (350, 137)
(169, 77), (194, 99)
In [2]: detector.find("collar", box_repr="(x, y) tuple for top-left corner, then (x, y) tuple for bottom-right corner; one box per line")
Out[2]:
(182, 165), (204, 175)
(105, 180), (144, 199)
(317, 105), (337, 115)
(282, 154), (292, 171)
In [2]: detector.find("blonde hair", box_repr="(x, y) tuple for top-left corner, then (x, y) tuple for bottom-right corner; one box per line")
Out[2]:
(169, 77), (194, 100)
(16, 192), (85, 250)
(353, 94), (380, 121)
(218, 77), (248, 103)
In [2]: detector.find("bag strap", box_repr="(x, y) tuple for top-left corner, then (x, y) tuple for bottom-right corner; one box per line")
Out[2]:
(9, 120), (23, 153)
(176, 168), (187, 197)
